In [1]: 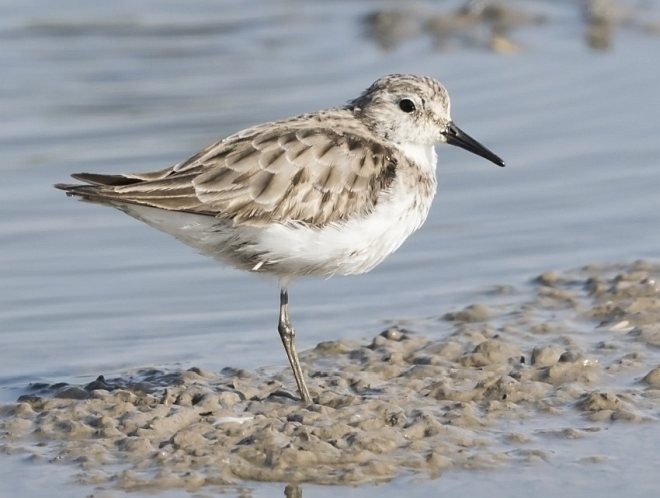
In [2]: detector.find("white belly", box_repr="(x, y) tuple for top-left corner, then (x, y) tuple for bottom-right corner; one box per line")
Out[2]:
(253, 175), (435, 278)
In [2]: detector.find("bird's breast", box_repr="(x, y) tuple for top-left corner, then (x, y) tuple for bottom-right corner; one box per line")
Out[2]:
(254, 165), (437, 278)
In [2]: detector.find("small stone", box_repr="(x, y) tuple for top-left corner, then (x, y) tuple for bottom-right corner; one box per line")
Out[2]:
(577, 392), (621, 412)
(535, 271), (561, 286)
(444, 304), (492, 323)
(531, 345), (563, 367)
(380, 327), (404, 341)
(85, 376), (112, 392)
(54, 387), (90, 400)
(463, 339), (521, 367)
(218, 390), (242, 407)
(642, 367), (660, 388)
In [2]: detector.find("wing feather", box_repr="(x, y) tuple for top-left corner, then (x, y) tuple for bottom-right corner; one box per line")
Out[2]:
(59, 112), (400, 227)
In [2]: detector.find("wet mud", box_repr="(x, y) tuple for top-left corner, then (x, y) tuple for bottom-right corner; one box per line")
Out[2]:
(1, 261), (658, 492)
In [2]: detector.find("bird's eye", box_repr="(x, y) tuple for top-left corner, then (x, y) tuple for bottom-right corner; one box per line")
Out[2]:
(399, 99), (416, 113)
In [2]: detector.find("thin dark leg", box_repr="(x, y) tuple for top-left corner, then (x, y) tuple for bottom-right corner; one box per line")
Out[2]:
(278, 288), (311, 404)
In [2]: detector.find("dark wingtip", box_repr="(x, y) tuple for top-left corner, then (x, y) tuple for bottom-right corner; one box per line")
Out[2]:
(71, 173), (91, 182)
(55, 173), (91, 192)
(54, 183), (86, 198)
(70, 172), (142, 186)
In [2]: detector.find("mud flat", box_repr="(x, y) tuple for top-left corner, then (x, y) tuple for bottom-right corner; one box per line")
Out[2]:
(1, 261), (659, 492)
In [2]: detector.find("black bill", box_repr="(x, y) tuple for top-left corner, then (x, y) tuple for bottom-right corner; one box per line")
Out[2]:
(443, 122), (505, 167)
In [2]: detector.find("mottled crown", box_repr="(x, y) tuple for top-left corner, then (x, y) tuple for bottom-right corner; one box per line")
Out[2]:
(355, 74), (450, 111)
(349, 74), (452, 145)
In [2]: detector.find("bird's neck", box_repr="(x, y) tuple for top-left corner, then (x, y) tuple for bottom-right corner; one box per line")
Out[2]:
(394, 142), (437, 176)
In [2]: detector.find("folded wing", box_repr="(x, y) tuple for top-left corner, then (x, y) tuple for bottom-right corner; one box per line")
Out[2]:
(57, 120), (400, 227)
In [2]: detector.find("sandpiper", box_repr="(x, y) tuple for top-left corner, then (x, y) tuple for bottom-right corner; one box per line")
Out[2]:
(56, 74), (504, 404)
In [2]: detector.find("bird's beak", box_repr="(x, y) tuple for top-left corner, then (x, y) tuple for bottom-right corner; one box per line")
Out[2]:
(442, 122), (505, 167)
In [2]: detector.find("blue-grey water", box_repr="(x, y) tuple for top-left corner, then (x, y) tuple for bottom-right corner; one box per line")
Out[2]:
(1, 0), (659, 497)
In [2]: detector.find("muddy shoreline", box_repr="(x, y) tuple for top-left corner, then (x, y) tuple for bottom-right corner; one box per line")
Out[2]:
(1, 261), (658, 492)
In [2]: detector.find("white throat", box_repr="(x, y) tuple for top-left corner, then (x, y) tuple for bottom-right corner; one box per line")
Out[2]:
(395, 142), (438, 174)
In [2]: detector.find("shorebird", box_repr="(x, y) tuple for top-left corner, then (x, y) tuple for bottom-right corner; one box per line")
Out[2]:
(56, 74), (504, 404)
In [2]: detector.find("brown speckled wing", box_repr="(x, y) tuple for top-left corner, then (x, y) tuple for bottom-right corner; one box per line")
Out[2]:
(66, 114), (400, 228)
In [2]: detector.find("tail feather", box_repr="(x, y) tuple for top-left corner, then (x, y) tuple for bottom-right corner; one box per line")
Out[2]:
(54, 182), (113, 203)
(71, 172), (142, 186)
(54, 171), (206, 213)
(55, 171), (136, 201)
(55, 171), (153, 203)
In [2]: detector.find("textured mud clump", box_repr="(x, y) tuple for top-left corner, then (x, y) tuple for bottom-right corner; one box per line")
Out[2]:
(1, 262), (659, 491)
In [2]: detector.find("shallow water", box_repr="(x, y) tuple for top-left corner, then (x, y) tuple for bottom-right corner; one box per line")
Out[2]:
(1, 0), (660, 496)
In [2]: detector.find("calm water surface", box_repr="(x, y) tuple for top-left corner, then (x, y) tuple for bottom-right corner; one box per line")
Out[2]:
(1, 0), (659, 497)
